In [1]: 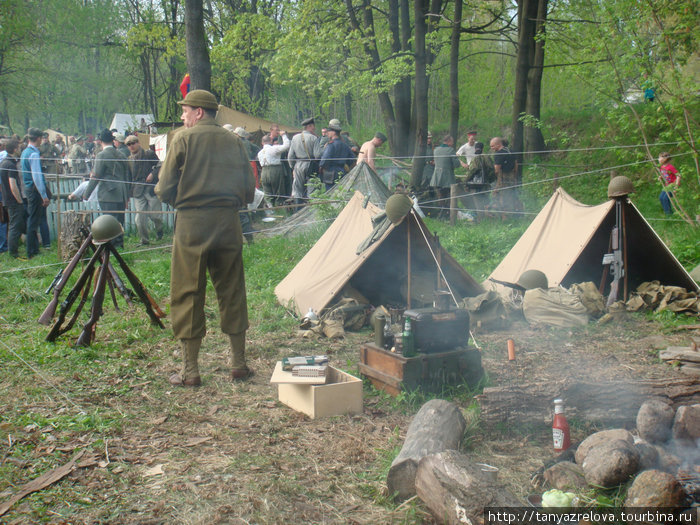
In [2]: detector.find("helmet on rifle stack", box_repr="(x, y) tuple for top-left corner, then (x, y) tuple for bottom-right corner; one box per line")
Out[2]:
(516, 269), (549, 290)
(91, 215), (123, 245)
(385, 193), (413, 225)
(607, 176), (634, 198)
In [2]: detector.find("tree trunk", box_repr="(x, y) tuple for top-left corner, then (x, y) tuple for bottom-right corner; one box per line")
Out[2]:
(411, 0), (430, 189)
(525, 0), (548, 155)
(387, 399), (466, 501)
(512, 0), (537, 176)
(476, 378), (700, 427)
(416, 450), (522, 524)
(184, 0), (211, 92)
(449, 0), (463, 140)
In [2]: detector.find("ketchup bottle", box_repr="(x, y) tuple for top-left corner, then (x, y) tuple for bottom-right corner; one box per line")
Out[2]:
(552, 399), (571, 453)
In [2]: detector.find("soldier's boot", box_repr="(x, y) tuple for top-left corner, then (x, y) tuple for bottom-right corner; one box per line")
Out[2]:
(229, 332), (253, 381)
(169, 338), (202, 387)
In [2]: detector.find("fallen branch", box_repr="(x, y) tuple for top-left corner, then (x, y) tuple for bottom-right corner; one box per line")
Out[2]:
(0, 449), (85, 517)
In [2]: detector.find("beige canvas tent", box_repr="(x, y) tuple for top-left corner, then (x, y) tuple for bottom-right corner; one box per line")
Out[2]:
(215, 105), (298, 136)
(487, 187), (698, 297)
(276, 191), (484, 317)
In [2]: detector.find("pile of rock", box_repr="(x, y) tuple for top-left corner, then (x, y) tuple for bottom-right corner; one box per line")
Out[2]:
(541, 399), (700, 508)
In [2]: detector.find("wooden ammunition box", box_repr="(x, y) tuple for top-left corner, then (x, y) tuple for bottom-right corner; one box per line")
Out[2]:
(359, 343), (483, 397)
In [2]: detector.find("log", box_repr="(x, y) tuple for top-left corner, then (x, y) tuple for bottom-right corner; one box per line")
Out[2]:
(659, 346), (700, 364)
(387, 399), (466, 501)
(415, 450), (522, 525)
(476, 378), (700, 426)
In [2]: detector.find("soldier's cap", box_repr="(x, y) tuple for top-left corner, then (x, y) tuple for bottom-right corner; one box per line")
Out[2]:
(234, 127), (250, 138)
(98, 129), (114, 143)
(42, 132), (49, 138)
(27, 128), (43, 140)
(328, 118), (341, 127)
(375, 132), (388, 142)
(222, 124), (234, 132)
(177, 89), (219, 110)
(467, 130), (477, 136)
(114, 133), (126, 143)
(124, 135), (139, 145)
(301, 117), (314, 127)
(328, 124), (341, 133)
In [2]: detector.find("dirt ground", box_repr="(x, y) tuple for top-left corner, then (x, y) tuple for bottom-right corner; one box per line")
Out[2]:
(2, 309), (697, 524)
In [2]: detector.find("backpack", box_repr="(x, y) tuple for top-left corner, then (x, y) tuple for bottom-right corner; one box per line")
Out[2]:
(500, 147), (516, 172)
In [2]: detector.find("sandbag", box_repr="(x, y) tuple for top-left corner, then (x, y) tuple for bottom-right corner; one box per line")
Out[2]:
(523, 287), (589, 327)
(569, 281), (606, 318)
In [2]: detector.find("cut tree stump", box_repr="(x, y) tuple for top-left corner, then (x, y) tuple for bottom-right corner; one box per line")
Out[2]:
(387, 399), (466, 501)
(476, 378), (700, 426)
(415, 450), (522, 525)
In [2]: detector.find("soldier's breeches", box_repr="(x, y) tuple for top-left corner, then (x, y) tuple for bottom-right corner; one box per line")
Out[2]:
(170, 208), (249, 340)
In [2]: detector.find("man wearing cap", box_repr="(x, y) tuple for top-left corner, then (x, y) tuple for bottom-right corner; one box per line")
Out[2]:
(489, 136), (520, 218)
(21, 128), (50, 257)
(257, 130), (290, 208)
(155, 89), (255, 387)
(114, 133), (130, 159)
(319, 125), (354, 191)
(125, 135), (163, 245)
(457, 131), (478, 167)
(357, 132), (387, 172)
(288, 117), (321, 206)
(84, 129), (130, 248)
(67, 136), (88, 175)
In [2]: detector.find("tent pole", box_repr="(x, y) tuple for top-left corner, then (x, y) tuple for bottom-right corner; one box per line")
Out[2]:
(407, 214), (411, 310)
(622, 200), (628, 301)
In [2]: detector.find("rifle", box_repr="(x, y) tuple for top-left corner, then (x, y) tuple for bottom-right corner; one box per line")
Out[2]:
(50, 268), (94, 340)
(46, 244), (106, 341)
(76, 250), (110, 347)
(488, 277), (526, 292)
(110, 248), (166, 327)
(603, 199), (625, 307)
(45, 269), (64, 295)
(38, 233), (94, 325)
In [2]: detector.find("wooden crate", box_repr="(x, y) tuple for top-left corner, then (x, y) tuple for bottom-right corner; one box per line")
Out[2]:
(359, 343), (483, 396)
(275, 365), (363, 419)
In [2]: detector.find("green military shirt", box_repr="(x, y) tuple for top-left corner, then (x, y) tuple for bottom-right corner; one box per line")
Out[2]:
(155, 117), (254, 209)
(86, 146), (130, 204)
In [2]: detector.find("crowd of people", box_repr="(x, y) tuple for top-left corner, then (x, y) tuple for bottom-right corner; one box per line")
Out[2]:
(0, 127), (163, 258)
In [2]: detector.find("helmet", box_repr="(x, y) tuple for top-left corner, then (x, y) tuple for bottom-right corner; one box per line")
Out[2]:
(177, 89), (219, 110)
(516, 269), (548, 290)
(91, 215), (124, 244)
(385, 193), (413, 224)
(607, 176), (634, 198)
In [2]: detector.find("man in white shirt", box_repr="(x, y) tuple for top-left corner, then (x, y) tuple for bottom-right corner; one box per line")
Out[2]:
(457, 131), (478, 168)
(257, 131), (290, 207)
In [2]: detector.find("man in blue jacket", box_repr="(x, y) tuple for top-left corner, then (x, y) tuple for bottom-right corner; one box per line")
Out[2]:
(319, 125), (354, 191)
(21, 128), (50, 258)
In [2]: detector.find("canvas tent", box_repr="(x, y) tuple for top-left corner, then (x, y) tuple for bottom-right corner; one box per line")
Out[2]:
(487, 187), (698, 296)
(276, 191), (484, 317)
(109, 113), (156, 135)
(215, 105), (298, 138)
(270, 161), (395, 237)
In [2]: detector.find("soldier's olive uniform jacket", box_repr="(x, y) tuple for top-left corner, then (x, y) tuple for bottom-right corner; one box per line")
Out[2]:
(155, 116), (255, 340)
(155, 117), (254, 210)
(129, 148), (159, 198)
(86, 146), (130, 204)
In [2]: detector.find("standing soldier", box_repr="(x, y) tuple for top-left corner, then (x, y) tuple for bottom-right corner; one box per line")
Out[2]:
(155, 89), (255, 387)
(125, 135), (163, 245)
(430, 135), (460, 218)
(84, 129), (130, 248)
(67, 136), (88, 175)
(288, 117), (321, 206)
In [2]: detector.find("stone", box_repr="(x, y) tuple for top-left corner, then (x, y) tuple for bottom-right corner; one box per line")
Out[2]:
(625, 469), (686, 508)
(652, 445), (681, 474)
(543, 461), (588, 490)
(634, 440), (660, 471)
(582, 440), (640, 487)
(672, 404), (700, 444)
(637, 398), (674, 444)
(575, 429), (634, 465)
